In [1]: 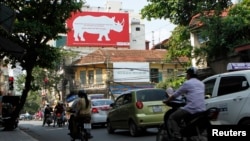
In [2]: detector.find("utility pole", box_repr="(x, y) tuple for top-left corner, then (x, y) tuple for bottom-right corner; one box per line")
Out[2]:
(152, 31), (155, 47)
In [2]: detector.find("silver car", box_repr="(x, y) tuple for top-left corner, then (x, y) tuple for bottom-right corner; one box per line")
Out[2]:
(91, 99), (113, 127)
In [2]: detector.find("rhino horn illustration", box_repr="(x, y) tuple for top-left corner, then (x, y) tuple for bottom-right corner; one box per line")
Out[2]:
(121, 19), (124, 26)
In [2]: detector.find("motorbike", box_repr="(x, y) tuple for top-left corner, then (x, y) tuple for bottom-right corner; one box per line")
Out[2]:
(0, 96), (20, 130)
(56, 113), (64, 127)
(156, 97), (220, 141)
(67, 109), (92, 141)
(45, 113), (53, 126)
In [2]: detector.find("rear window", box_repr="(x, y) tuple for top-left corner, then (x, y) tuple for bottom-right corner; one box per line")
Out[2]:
(88, 94), (104, 100)
(92, 99), (113, 106)
(136, 89), (166, 102)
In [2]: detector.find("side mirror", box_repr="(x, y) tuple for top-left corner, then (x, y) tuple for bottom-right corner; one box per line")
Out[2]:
(205, 94), (211, 99)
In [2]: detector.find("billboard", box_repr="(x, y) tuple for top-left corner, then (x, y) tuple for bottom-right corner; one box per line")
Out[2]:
(113, 62), (150, 82)
(67, 11), (130, 47)
(110, 84), (154, 95)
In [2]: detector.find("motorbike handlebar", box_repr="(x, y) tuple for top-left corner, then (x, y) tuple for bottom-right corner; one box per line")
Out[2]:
(163, 96), (186, 108)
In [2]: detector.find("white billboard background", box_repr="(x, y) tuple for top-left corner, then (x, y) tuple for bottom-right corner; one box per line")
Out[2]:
(113, 62), (150, 82)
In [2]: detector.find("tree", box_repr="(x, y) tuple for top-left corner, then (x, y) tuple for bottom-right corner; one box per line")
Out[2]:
(165, 25), (192, 65)
(194, 0), (250, 62)
(140, 0), (232, 26)
(0, 0), (83, 130)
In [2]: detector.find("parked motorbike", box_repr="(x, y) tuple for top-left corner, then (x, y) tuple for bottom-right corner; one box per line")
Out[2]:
(0, 96), (20, 130)
(156, 97), (220, 141)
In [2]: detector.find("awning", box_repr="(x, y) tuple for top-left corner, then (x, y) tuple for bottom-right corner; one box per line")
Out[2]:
(0, 4), (16, 34)
(0, 37), (24, 58)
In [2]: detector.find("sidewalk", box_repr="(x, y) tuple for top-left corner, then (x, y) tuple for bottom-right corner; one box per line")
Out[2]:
(0, 127), (38, 141)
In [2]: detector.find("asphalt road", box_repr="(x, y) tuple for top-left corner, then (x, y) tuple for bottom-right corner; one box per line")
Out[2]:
(19, 120), (158, 141)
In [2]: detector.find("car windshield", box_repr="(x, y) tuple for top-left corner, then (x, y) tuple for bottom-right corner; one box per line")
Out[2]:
(136, 89), (166, 102)
(92, 99), (113, 106)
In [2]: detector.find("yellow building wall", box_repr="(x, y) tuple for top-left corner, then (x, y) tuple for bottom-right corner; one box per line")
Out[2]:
(74, 62), (185, 89)
(75, 64), (108, 87)
(150, 63), (185, 82)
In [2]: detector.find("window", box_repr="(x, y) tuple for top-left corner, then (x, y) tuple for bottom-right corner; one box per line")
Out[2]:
(136, 89), (166, 102)
(56, 35), (66, 47)
(135, 27), (140, 31)
(92, 100), (113, 106)
(204, 79), (216, 98)
(123, 93), (132, 104)
(80, 71), (86, 85)
(115, 95), (124, 107)
(167, 69), (174, 75)
(197, 32), (209, 44)
(177, 69), (185, 76)
(150, 68), (159, 83)
(96, 69), (103, 84)
(218, 76), (249, 96)
(88, 70), (94, 84)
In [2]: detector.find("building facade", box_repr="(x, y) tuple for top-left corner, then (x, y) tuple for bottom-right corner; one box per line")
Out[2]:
(69, 49), (188, 98)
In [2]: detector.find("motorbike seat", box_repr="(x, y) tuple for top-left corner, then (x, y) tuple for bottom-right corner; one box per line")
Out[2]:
(183, 111), (207, 125)
(180, 111), (210, 137)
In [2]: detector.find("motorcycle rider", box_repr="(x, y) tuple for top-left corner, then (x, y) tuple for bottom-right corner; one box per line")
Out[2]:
(163, 67), (206, 141)
(43, 104), (52, 126)
(53, 101), (65, 127)
(68, 90), (92, 138)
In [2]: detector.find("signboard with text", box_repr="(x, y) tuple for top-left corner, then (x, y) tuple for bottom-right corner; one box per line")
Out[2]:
(113, 62), (150, 82)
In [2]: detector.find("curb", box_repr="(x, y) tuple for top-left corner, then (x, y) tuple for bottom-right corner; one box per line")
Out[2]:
(18, 127), (39, 141)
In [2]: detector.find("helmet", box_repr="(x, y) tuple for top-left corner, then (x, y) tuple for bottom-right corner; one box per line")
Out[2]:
(78, 90), (87, 98)
(186, 67), (198, 77)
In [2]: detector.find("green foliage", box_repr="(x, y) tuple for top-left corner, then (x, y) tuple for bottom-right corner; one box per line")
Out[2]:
(22, 91), (41, 114)
(141, 0), (232, 26)
(165, 26), (192, 64)
(0, 0), (83, 67)
(195, 0), (250, 61)
(156, 75), (185, 90)
(0, 0), (84, 123)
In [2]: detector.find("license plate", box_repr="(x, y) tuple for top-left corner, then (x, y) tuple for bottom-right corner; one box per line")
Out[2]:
(84, 123), (92, 129)
(152, 105), (162, 113)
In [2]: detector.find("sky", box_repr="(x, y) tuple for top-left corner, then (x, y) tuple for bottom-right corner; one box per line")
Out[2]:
(85, 0), (177, 47)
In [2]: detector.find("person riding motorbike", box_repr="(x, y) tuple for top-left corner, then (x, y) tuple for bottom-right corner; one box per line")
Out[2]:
(163, 67), (206, 141)
(68, 90), (92, 138)
(43, 104), (53, 126)
(53, 101), (65, 127)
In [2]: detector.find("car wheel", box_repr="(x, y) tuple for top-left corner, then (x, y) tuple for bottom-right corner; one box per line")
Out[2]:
(239, 119), (250, 125)
(107, 120), (115, 134)
(129, 121), (139, 137)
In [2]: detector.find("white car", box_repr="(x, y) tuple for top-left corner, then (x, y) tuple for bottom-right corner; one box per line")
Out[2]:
(91, 99), (113, 127)
(203, 69), (250, 125)
(88, 94), (105, 100)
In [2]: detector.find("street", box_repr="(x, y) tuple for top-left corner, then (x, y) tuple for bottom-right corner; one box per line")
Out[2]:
(19, 120), (158, 141)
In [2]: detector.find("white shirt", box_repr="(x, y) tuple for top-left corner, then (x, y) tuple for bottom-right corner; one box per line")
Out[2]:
(172, 78), (206, 114)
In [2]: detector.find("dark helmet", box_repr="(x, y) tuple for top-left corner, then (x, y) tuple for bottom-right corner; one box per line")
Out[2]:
(78, 90), (87, 98)
(186, 67), (198, 77)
